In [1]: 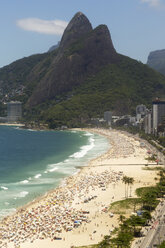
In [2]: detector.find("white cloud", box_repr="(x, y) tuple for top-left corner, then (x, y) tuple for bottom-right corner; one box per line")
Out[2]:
(16, 18), (68, 35)
(140, 0), (162, 7)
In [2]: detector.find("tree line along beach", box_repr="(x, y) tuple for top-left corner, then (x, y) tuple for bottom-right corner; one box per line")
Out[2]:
(0, 127), (159, 248)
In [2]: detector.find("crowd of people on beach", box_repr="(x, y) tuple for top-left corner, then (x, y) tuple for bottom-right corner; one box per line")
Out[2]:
(0, 168), (123, 248)
(91, 129), (135, 159)
(0, 129), (149, 248)
(109, 134), (134, 158)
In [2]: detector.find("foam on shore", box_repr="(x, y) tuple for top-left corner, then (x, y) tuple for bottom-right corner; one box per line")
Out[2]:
(0, 130), (109, 219)
(0, 128), (158, 248)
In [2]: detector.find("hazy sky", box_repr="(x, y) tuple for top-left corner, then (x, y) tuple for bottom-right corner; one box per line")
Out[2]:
(0, 0), (165, 68)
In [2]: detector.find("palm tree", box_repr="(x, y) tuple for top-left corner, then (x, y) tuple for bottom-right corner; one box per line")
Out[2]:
(122, 176), (128, 198)
(118, 214), (126, 224)
(154, 177), (158, 182)
(128, 177), (134, 197)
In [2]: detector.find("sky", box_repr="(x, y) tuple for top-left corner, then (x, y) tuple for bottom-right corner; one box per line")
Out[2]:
(0, 0), (165, 68)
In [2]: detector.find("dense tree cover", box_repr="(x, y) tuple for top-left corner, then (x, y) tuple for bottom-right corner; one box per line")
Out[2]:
(23, 55), (165, 127)
(159, 241), (165, 248)
(0, 53), (48, 93)
(1, 37), (165, 128)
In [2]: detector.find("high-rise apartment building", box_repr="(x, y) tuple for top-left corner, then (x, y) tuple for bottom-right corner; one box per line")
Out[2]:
(7, 101), (22, 122)
(136, 104), (147, 122)
(144, 111), (152, 134)
(152, 99), (165, 134)
(104, 111), (112, 125)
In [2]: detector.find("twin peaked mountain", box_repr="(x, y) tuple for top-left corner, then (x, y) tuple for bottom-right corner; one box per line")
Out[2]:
(0, 12), (165, 126)
(27, 12), (118, 107)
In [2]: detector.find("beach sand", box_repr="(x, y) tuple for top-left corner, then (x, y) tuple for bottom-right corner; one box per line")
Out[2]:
(0, 128), (160, 248)
(0, 123), (25, 127)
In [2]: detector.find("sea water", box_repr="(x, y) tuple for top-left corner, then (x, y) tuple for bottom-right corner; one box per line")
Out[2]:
(0, 126), (109, 219)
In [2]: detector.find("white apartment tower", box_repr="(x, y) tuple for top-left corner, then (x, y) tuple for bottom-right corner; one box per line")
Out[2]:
(104, 111), (112, 125)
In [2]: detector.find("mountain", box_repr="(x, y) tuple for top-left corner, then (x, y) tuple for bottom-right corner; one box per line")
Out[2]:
(0, 53), (48, 102)
(0, 12), (165, 127)
(48, 42), (60, 52)
(27, 12), (118, 107)
(147, 49), (165, 75)
(39, 55), (165, 128)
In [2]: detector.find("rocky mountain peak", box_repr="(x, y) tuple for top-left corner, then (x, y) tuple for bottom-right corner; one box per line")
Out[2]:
(93, 24), (117, 54)
(147, 49), (165, 75)
(27, 12), (119, 107)
(59, 12), (92, 51)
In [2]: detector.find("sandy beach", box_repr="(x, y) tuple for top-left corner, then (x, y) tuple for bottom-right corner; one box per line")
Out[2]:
(0, 123), (25, 127)
(0, 128), (160, 248)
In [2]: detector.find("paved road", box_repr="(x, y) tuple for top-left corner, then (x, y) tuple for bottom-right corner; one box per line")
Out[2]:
(133, 200), (165, 248)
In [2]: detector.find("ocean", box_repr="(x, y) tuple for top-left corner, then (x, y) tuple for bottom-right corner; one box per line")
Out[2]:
(0, 126), (109, 219)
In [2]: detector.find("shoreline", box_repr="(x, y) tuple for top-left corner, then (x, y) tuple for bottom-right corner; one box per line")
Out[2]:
(0, 123), (25, 127)
(0, 128), (109, 221)
(0, 128), (160, 248)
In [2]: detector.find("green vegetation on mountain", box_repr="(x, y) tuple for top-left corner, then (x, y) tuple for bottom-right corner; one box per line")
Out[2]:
(23, 54), (165, 128)
(0, 53), (47, 93)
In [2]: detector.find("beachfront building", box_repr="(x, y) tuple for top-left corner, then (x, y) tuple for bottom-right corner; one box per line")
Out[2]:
(104, 111), (112, 125)
(7, 101), (22, 122)
(136, 104), (147, 122)
(144, 111), (152, 134)
(0, 117), (8, 123)
(129, 116), (136, 125)
(152, 99), (165, 134)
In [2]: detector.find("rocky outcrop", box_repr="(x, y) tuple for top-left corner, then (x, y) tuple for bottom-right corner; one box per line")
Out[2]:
(48, 42), (60, 52)
(147, 49), (165, 75)
(59, 12), (93, 52)
(27, 12), (118, 107)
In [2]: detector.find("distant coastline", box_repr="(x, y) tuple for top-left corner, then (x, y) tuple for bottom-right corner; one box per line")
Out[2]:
(0, 123), (25, 127)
